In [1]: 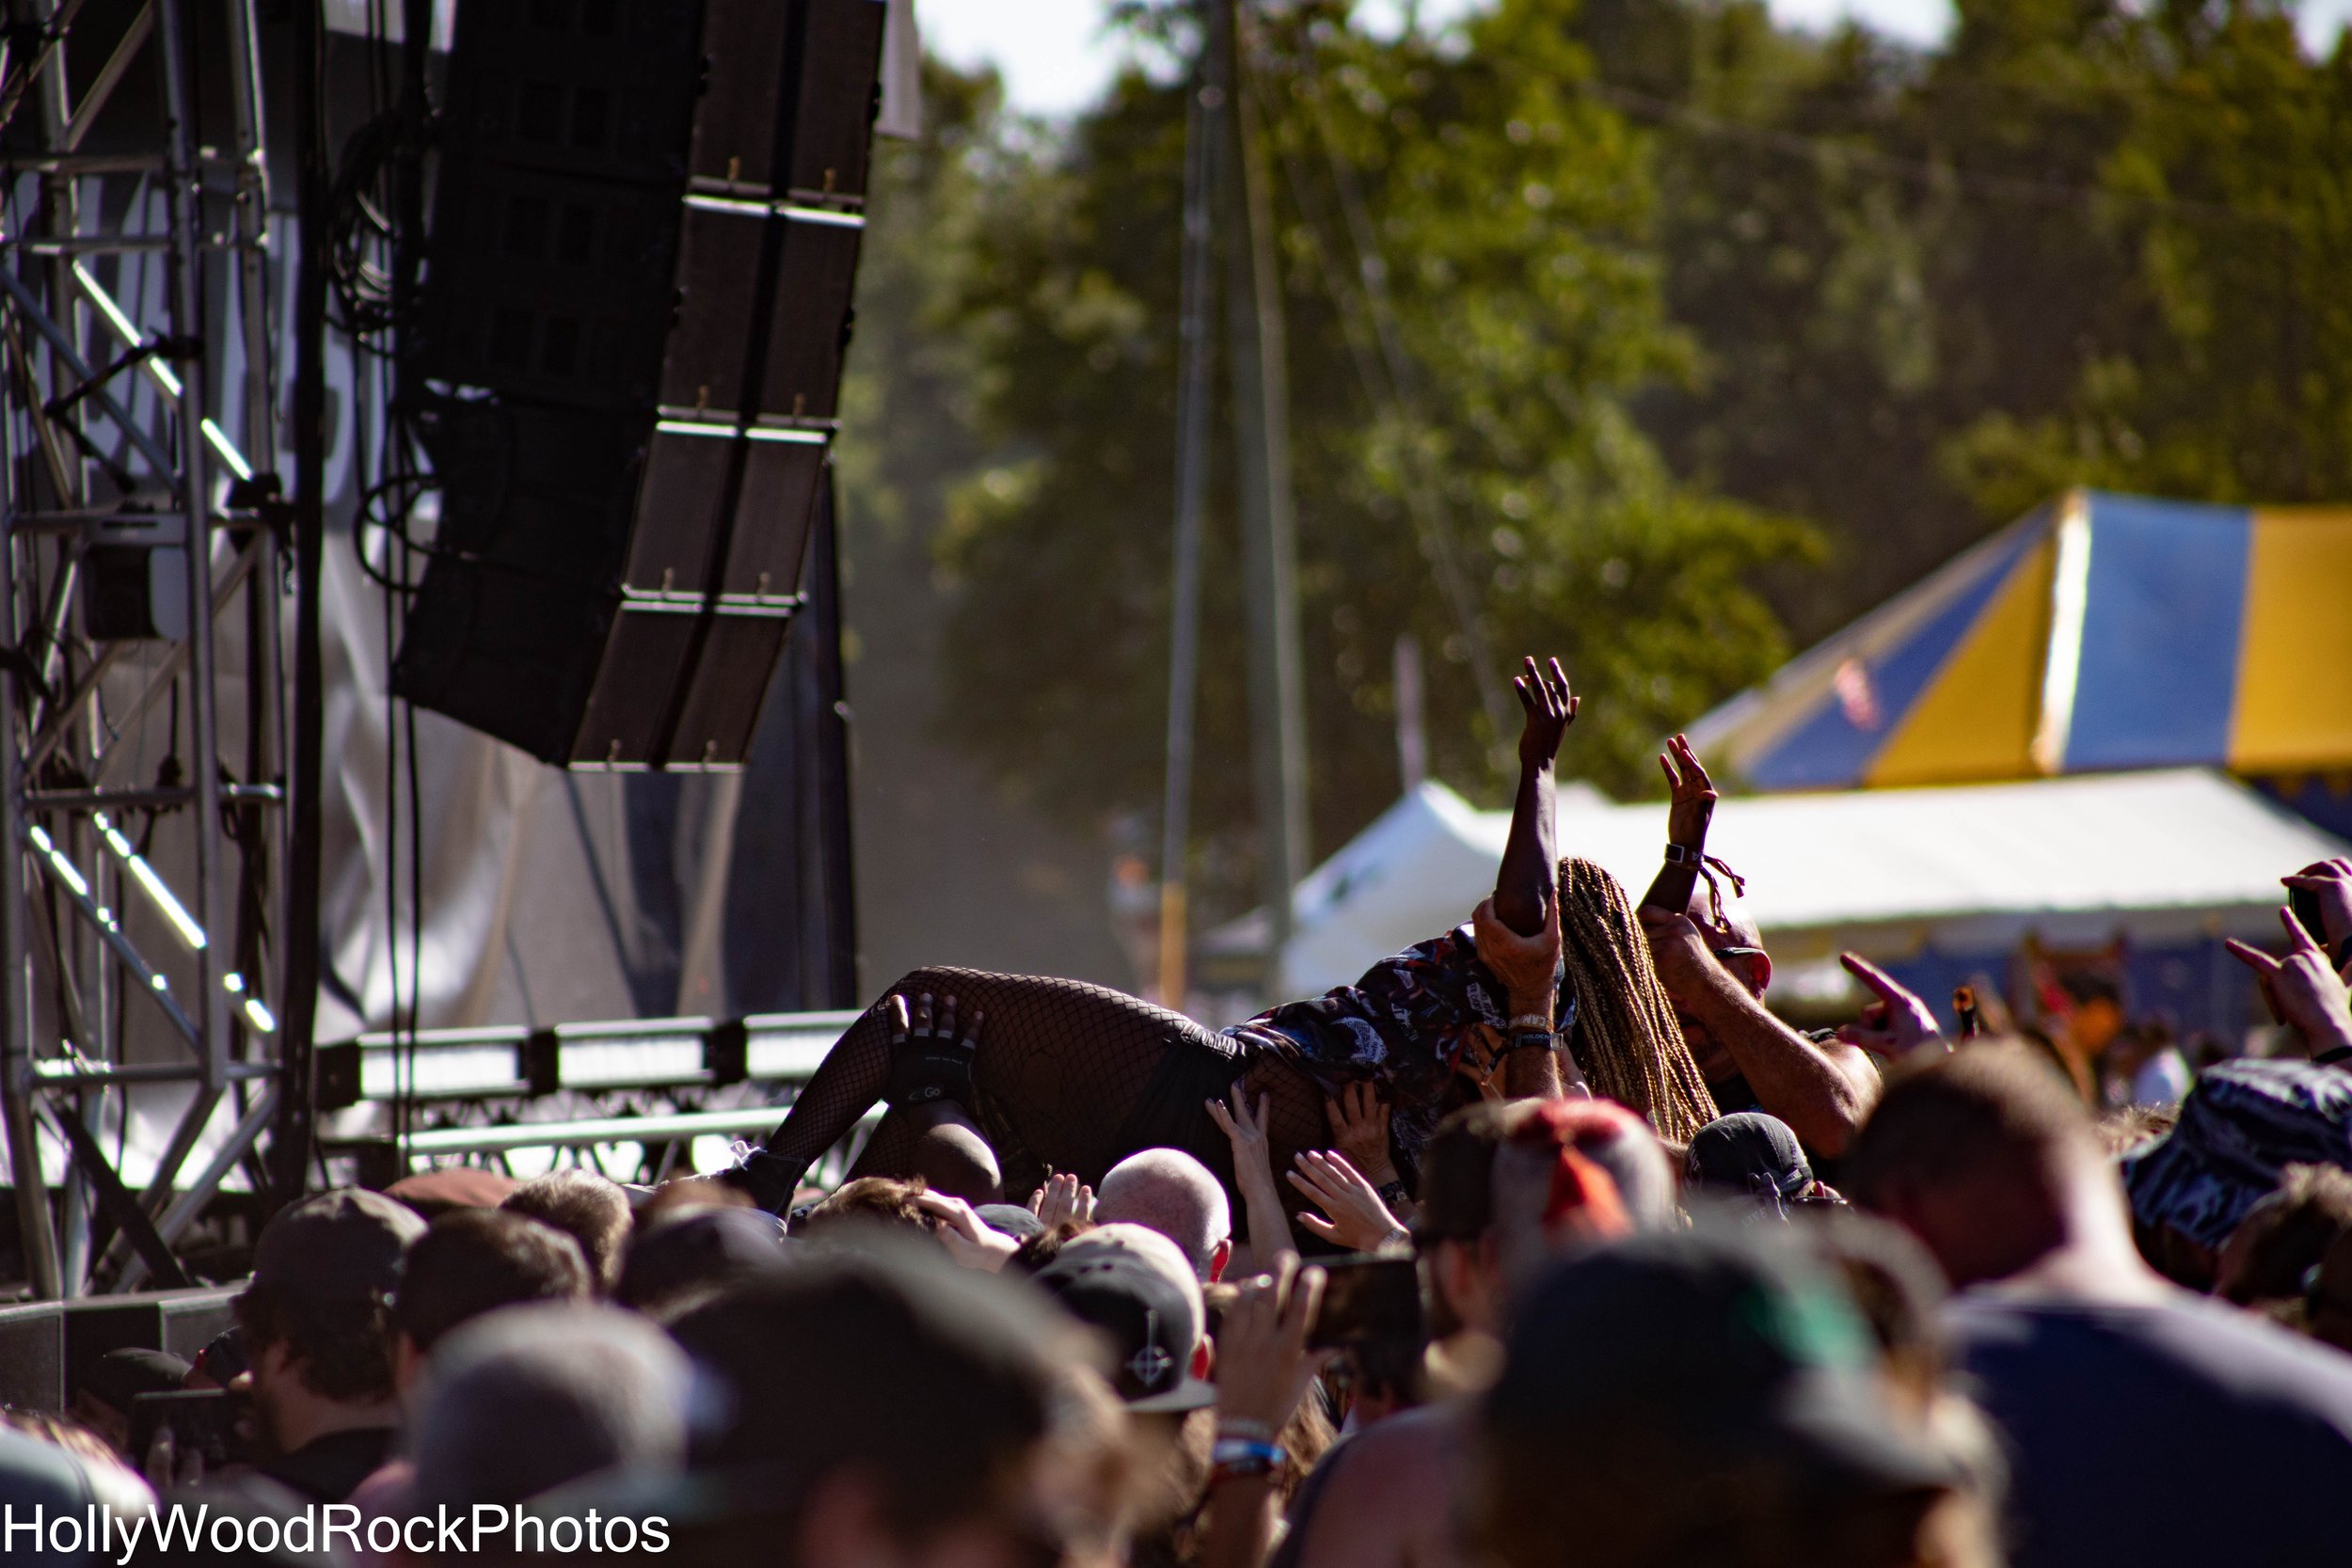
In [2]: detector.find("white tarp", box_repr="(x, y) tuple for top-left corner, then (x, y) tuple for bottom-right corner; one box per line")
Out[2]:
(1268, 769), (2351, 997)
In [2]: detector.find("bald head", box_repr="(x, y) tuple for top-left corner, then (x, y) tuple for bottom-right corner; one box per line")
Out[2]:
(1095, 1148), (1232, 1281)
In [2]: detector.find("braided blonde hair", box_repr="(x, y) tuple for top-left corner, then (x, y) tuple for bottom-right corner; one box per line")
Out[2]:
(1556, 856), (1719, 1144)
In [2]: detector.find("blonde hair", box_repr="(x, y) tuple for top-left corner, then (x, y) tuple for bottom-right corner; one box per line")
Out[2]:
(1556, 857), (1719, 1145)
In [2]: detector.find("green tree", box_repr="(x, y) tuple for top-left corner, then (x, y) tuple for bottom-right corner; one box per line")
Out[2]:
(927, 0), (1810, 920)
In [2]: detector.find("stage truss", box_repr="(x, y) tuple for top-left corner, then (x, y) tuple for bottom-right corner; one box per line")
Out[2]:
(0, 0), (285, 1296)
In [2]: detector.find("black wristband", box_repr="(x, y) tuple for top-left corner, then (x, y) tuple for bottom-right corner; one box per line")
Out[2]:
(2316, 1044), (2352, 1068)
(1504, 1028), (1556, 1055)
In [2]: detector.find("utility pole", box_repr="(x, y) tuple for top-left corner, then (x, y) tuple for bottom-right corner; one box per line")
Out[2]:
(1157, 24), (1219, 1011)
(1207, 0), (1309, 973)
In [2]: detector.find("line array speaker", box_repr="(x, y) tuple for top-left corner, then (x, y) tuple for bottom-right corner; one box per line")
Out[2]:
(395, 0), (886, 768)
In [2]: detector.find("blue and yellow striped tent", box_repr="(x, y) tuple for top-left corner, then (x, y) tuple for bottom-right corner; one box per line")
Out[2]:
(1686, 490), (2352, 791)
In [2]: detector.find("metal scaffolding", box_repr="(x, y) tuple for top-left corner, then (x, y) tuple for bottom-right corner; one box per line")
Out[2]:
(0, 0), (286, 1296)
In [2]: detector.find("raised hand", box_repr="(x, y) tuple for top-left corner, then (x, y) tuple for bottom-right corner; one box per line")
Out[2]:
(2228, 908), (2352, 1060)
(1835, 952), (1946, 1060)
(1658, 734), (1717, 852)
(1026, 1170), (1095, 1229)
(1323, 1082), (1396, 1187)
(1288, 1150), (1411, 1253)
(2283, 858), (2352, 959)
(1213, 1253), (1331, 1431)
(1209, 1083), (1295, 1271)
(1514, 656), (1579, 771)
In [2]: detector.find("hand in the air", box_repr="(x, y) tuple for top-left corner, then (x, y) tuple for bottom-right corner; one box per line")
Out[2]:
(1835, 953), (1947, 1059)
(1026, 1170), (1095, 1229)
(1288, 1150), (1411, 1253)
(2229, 908), (2352, 1060)
(2283, 859), (2352, 958)
(1514, 656), (1579, 771)
(1207, 1084), (1280, 1197)
(1324, 1082), (1397, 1187)
(1213, 1254), (1331, 1434)
(1658, 734), (1717, 853)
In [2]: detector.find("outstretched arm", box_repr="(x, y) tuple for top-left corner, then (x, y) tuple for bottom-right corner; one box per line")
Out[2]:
(1495, 657), (1578, 937)
(1641, 733), (1716, 914)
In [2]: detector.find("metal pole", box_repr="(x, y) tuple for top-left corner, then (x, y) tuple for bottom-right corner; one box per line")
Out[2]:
(0, 417), (61, 1300)
(1158, 22), (1219, 1010)
(270, 0), (328, 1212)
(150, 0), (230, 1193)
(1209, 0), (1309, 974)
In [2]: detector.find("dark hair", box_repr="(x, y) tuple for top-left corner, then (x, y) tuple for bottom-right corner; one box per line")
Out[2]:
(668, 1246), (1093, 1556)
(798, 1175), (940, 1242)
(2222, 1163), (2352, 1307)
(502, 1168), (633, 1292)
(614, 1207), (785, 1317)
(233, 1282), (398, 1403)
(1413, 1101), (1518, 1243)
(394, 1209), (593, 1353)
(1844, 1043), (2093, 1211)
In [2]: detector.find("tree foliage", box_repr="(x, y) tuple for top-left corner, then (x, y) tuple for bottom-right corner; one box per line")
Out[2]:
(841, 0), (2352, 927)
(911, 0), (1809, 917)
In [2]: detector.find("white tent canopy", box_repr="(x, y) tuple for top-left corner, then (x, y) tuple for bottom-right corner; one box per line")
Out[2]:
(1255, 769), (2350, 999)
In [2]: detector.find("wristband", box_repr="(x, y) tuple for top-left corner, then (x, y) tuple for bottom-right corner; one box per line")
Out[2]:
(1503, 1028), (1556, 1054)
(2316, 1044), (2352, 1068)
(1506, 1013), (1553, 1033)
(1209, 1438), (1285, 1481)
(1663, 843), (1703, 864)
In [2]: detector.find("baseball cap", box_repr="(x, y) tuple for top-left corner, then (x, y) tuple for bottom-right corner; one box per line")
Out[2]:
(1486, 1227), (1959, 1500)
(2123, 1058), (2352, 1251)
(1686, 1112), (1814, 1203)
(1032, 1224), (1216, 1413)
(976, 1203), (1048, 1242)
(615, 1206), (787, 1313)
(250, 1187), (425, 1301)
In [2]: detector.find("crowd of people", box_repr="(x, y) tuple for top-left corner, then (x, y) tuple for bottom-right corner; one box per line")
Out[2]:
(7, 660), (2352, 1567)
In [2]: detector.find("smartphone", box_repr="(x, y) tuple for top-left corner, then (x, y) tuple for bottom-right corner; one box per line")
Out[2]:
(2290, 885), (2333, 954)
(1309, 1256), (1424, 1350)
(128, 1388), (254, 1471)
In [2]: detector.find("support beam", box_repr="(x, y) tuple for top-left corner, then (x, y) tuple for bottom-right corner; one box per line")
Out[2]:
(1209, 0), (1310, 965)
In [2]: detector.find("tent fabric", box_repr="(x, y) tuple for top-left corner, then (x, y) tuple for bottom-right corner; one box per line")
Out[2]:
(1264, 771), (2348, 997)
(1685, 490), (2352, 791)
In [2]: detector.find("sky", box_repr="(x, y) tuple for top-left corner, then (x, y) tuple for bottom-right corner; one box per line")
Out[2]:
(914, 0), (2352, 119)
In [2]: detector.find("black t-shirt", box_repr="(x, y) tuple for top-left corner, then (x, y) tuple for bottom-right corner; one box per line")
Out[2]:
(1948, 1290), (2352, 1568)
(255, 1424), (396, 1504)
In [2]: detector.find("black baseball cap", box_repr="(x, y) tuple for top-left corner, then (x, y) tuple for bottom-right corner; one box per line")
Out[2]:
(1686, 1112), (1814, 1203)
(1486, 1227), (1959, 1499)
(976, 1204), (1048, 1242)
(250, 1187), (425, 1302)
(1033, 1227), (1216, 1413)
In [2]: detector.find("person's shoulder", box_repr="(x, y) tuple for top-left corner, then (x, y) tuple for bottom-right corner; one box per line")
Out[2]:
(1954, 1288), (2352, 1416)
(1291, 1406), (1466, 1568)
(1324, 1402), (1467, 1488)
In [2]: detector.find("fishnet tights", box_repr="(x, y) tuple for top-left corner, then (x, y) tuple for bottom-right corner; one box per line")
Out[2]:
(761, 967), (1333, 1203)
